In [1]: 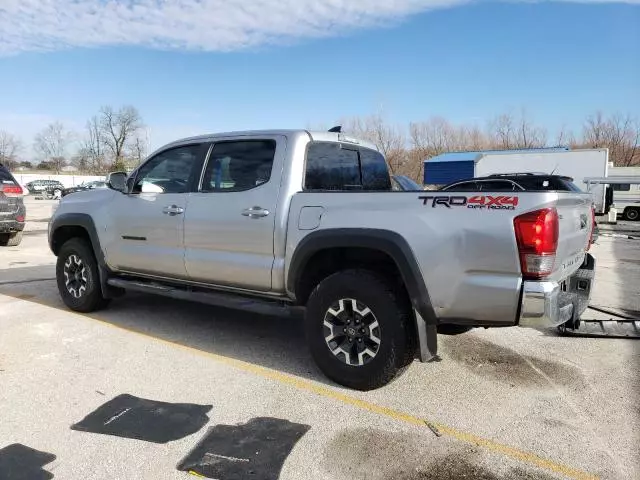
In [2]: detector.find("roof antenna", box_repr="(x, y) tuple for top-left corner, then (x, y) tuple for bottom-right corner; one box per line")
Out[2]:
(328, 125), (342, 133)
(550, 163), (559, 175)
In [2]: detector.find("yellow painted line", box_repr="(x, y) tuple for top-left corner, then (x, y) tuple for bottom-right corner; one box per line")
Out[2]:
(1, 291), (599, 480)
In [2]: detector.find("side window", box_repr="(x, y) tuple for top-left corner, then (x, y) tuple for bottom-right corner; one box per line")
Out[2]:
(477, 180), (516, 191)
(201, 140), (276, 192)
(304, 143), (361, 190)
(133, 145), (200, 194)
(442, 181), (478, 191)
(612, 183), (631, 191)
(360, 148), (392, 191)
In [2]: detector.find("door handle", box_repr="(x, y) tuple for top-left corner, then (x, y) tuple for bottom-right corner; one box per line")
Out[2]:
(162, 205), (184, 216)
(241, 206), (270, 219)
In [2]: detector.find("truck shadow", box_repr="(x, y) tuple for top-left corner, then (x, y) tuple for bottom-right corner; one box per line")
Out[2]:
(0, 265), (328, 385)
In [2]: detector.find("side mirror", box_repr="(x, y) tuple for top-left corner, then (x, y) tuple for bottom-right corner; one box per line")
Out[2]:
(107, 172), (127, 192)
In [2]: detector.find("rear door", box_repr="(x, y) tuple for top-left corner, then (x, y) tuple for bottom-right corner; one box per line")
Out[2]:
(105, 143), (207, 278)
(183, 136), (284, 291)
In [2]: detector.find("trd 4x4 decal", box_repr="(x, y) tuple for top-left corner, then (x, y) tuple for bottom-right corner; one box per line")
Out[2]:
(418, 195), (519, 210)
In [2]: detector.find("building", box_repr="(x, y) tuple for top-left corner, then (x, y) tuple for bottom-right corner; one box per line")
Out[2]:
(423, 147), (571, 186)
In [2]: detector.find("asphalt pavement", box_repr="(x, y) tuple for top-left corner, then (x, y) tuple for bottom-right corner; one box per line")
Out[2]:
(0, 197), (638, 480)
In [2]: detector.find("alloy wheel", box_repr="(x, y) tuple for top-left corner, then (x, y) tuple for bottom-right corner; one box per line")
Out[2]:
(63, 254), (88, 298)
(323, 298), (381, 366)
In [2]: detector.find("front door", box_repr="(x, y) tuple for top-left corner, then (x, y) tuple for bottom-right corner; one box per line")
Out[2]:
(184, 137), (283, 291)
(105, 143), (205, 278)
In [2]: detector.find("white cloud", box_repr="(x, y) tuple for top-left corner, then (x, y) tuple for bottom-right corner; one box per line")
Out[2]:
(1, 0), (636, 56)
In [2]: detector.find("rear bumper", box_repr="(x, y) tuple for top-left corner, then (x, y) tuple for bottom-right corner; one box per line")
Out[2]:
(519, 253), (596, 328)
(0, 220), (25, 233)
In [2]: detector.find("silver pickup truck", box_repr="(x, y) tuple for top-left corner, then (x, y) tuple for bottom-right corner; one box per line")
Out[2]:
(48, 129), (596, 390)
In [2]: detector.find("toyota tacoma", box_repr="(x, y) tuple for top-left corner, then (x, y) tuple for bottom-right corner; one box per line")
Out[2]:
(48, 129), (596, 390)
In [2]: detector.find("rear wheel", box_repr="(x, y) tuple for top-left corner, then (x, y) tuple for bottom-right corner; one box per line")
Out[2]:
(0, 231), (22, 247)
(56, 238), (110, 312)
(623, 207), (639, 221)
(305, 269), (416, 390)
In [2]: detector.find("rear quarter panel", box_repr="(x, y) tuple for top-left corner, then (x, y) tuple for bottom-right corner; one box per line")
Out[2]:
(286, 190), (582, 325)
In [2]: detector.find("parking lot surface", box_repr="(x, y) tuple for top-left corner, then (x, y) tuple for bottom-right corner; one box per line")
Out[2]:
(0, 197), (638, 480)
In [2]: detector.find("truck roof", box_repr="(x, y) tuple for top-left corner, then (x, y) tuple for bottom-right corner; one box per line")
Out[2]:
(441, 174), (583, 192)
(161, 129), (379, 153)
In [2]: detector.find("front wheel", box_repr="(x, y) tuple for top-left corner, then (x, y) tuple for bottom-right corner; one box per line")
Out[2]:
(56, 238), (110, 312)
(305, 269), (415, 391)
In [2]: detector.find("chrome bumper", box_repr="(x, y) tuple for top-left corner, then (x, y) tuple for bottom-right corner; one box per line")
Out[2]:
(519, 253), (595, 328)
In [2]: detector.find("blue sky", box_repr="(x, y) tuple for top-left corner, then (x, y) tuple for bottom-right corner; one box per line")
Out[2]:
(0, 1), (638, 157)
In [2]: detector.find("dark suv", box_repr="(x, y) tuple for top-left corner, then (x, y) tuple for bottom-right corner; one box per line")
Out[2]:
(0, 164), (26, 246)
(440, 173), (584, 192)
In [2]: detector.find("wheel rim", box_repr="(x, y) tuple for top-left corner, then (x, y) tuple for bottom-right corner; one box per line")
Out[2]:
(627, 210), (638, 220)
(323, 298), (381, 366)
(63, 254), (88, 298)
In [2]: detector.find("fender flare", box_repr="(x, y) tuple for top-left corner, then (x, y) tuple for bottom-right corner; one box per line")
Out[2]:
(288, 228), (439, 361)
(49, 213), (116, 298)
(288, 229), (437, 322)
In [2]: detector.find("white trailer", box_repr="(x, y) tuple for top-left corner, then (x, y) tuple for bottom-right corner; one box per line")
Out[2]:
(473, 148), (609, 214)
(584, 175), (640, 221)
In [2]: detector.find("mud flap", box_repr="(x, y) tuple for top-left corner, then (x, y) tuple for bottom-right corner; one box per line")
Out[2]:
(414, 309), (439, 362)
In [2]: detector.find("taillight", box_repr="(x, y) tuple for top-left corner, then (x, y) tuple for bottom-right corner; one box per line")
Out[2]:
(587, 206), (596, 251)
(1, 184), (23, 197)
(514, 208), (559, 279)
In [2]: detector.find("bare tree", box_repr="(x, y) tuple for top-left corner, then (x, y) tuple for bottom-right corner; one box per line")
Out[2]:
(80, 115), (108, 173)
(407, 117), (489, 181)
(409, 117), (476, 156)
(581, 112), (640, 166)
(130, 135), (147, 167)
(515, 110), (547, 148)
(603, 113), (639, 166)
(465, 125), (490, 151)
(553, 124), (575, 147)
(488, 110), (546, 149)
(489, 113), (517, 149)
(99, 105), (143, 169)
(582, 111), (608, 148)
(0, 131), (22, 169)
(33, 122), (72, 173)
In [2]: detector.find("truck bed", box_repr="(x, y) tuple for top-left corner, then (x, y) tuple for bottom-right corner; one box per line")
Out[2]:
(286, 190), (594, 325)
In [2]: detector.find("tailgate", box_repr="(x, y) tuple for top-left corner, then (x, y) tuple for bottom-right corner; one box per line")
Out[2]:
(0, 181), (21, 217)
(552, 193), (593, 280)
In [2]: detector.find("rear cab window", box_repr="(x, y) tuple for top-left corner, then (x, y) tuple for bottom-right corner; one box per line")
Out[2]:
(304, 142), (391, 191)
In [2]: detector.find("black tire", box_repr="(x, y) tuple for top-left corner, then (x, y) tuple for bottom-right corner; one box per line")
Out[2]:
(305, 269), (416, 391)
(0, 231), (22, 247)
(623, 207), (639, 221)
(56, 238), (110, 312)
